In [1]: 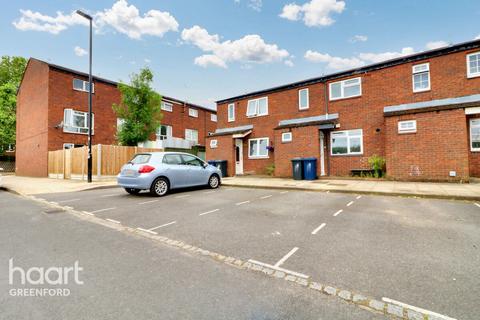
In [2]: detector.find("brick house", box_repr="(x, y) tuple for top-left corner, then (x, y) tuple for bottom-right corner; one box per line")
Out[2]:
(16, 58), (217, 177)
(207, 39), (480, 181)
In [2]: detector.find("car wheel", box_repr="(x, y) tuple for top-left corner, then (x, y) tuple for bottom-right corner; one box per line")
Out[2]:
(150, 177), (169, 197)
(124, 188), (141, 195)
(208, 174), (220, 189)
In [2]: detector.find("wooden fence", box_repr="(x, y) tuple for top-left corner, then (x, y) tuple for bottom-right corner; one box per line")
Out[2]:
(48, 144), (163, 180)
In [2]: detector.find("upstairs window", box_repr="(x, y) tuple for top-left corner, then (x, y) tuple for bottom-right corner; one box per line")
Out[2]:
(331, 129), (363, 155)
(185, 129), (199, 144)
(398, 120), (417, 134)
(73, 79), (94, 93)
(467, 52), (480, 78)
(228, 103), (235, 122)
(161, 101), (173, 112)
(412, 63), (430, 92)
(329, 78), (361, 101)
(188, 108), (198, 118)
(211, 113), (217, 122)
(299, 88), (309, 110)
(156, 125), (172, 141)
(471, 119), (480, 151)
(246, 97), (268, 117)
(63, 109), (94, 135)
(210, 139), (218, 148)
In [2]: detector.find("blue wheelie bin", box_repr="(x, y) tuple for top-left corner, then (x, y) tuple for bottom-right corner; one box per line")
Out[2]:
(302, 157), (317, 180)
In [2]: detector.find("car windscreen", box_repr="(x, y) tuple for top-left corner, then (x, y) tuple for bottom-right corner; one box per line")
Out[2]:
(129, 154), (151, 164)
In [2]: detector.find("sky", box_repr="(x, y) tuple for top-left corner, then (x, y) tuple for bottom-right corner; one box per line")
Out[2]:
(1, 0), (480, 109)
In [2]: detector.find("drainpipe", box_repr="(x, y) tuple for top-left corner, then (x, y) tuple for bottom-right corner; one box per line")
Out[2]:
(324, 81), (331, 177)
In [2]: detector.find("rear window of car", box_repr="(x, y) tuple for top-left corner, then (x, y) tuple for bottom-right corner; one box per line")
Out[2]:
(130, 154), (151, 164)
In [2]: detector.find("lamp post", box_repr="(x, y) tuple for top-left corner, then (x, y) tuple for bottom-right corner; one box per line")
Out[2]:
(76, 10), (93, 183)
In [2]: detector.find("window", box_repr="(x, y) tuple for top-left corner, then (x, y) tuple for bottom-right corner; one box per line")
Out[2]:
(248, 137), (269, 158)
(181, 154), (204, 167)
(130, 154), (152, 164)
(188, 108), (198, 117)
(162, 154), (183, 165)
(210, 139), (218, 148)
(471, 119), (480, 151)
(398, 120), (417, 134)
(161, 101), (173, 112)
(412, 63), (430, 92)
(282, 132), (292, 143)
(73, 79), (94, 93)
(228, 103), (235, 122)
(329, 78), (362, 101)
(299, 88), (309, 110)
(467, 52), (480, 78)
(211, 113), (217, 122)
(331, 129), (363, 155)
(246, 97), (268, 117)
(156, 125), (172, 140)
(185, 129), (199, 144)
(63, 109), (94, 134)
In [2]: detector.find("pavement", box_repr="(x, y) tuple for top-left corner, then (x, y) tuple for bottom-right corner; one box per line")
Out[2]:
(18, 185), (480, 320)
(0, 190), (384, 320)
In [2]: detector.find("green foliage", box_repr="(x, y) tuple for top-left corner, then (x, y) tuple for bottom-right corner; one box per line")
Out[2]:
(113, 68), (162, 146)
(368, 154), (386, 178)
(265, 164), (275, 176)
(0, 56), (27, 153)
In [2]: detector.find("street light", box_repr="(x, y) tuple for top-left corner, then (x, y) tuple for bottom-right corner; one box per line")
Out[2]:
(76, 10), (93, 183)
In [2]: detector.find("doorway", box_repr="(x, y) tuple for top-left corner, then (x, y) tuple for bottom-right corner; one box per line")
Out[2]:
(320, 131), (326, 176)
(235, 138), (244, 175)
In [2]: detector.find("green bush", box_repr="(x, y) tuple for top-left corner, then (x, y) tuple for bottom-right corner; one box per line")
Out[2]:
(368, 155), (386, 178)
(265, 164), (275, 176)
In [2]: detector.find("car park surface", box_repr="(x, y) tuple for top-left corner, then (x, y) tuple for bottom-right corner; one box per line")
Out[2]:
(35, 186), (480, 320)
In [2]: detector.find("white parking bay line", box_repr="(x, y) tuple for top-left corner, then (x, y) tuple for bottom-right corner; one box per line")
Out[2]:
(346, 201), (354, 207)
(248, 259), (309, 279)
(356, 195), (362, 200)
(311, 223), (326, 235)
(382, 297), (457, 320)
(175, 194), (191, 199)
(236, 200), (250, 206)
(149, 221), (177, 231)
(333, 209), (343, 217)
(57, 199), (80, 204)
(260, 195), (272, 199)
(475, 203), (480, 208)
(199, 209), (220, 216)
(101, 194), (120, 198)
(106, 218), (121, 224)
(139, 199), (159, 205)
(82, 211), (94, 216)
(274, 247), (299, 268)
(280, 191), (289, 194)
(203, 191), (216, 194)
(91, 207), (116, 214)
(137, 227), (158, 235)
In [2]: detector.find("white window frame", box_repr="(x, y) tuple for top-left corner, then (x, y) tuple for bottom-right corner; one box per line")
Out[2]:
(398, 120), (417, 134)
(161, 101), (173, 112)
(412, 63), (431, 92)
(228, 103), (235, 122)
(330, 129), (363, 156)
(246, 97), (268, 117)
(210, 139), (218, 149)
(329, 77), (362, 101)
(211, 113), (217, 122)
(188, 108), (198, 118)
(298, 88), (309, 110)
(156, 125), (173, 141)
(248, 137), (269, 159)
(63, 109), (94, 135)
(470, 119), (480, 152)
(467, 52), (480, 79)
(72, 78), (94, 93)
(282, 132), (292, 143)
(185, 129), (199, 144)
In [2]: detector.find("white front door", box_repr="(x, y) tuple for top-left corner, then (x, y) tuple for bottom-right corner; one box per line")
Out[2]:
(235, 139), (244, 175)
(320, 132), (326, 176)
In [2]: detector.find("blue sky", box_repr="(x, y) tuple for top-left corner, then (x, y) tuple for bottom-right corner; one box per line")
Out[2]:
(1, 0), (479, 109)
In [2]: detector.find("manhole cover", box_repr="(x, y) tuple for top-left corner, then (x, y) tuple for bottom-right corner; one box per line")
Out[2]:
(43, 208), (66, 214)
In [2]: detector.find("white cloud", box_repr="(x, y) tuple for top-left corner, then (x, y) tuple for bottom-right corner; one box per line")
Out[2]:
(144, 58), (151, 63)
(284, 59), (295, 67)
(13, 1), (178, 40)
(358, 47), (415, 63)
(425, 40), (449, 50)
(305, 50), (364, 70)
(12, 9), (88, 34)
(181, 25), (290, 68)
(350, 35), (368, 43)
(248, 0), (263, 11)
(476, 35), (480, 40)
(280, 0), (346, 27)
(74, 46), (88, 57)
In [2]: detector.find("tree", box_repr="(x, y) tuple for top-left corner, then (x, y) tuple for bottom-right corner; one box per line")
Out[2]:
(113, 68), (162, 146)
(0, 56), (27, 153)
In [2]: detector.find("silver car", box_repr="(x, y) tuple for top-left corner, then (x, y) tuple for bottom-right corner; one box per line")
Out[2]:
(117, 152), (222, 196)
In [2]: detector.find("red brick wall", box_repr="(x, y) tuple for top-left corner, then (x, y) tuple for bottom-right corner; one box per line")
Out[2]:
(385, 109), (470, 181)
(16, 60), (50, 177)
(206, 135), (235, 177)
(469, 114), (480, 177)
(215, 48), (480, 179)
(47, 68), (120, 151)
